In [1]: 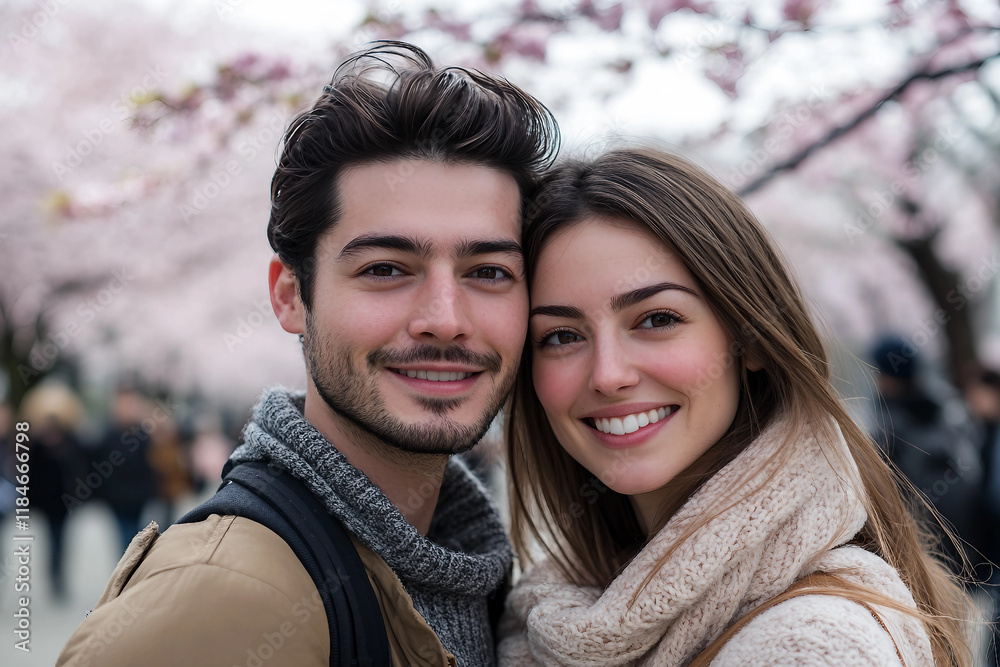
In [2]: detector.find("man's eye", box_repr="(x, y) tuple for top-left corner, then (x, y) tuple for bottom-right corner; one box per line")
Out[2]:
(364, 264), (403, 278)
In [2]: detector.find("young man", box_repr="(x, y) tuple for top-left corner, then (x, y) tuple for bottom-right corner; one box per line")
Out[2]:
(57, 42), (559, 667)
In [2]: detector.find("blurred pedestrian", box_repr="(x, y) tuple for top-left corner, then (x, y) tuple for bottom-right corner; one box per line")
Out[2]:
(963, 366), (1000, 534)
(20, 381), (87, 601)
(146, 409), (192, 525)
(869, 336), (986, 574)
(962, 365), (1000, 666)
(93, 385), (156, 552)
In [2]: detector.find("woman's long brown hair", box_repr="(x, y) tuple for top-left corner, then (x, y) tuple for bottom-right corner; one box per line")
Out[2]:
(507, 146), (974, 666)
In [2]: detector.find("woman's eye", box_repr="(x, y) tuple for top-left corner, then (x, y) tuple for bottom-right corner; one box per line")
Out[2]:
(637, 311), (679, 329)
(539, 330), (584, 348)
(469, 266), (511, 281)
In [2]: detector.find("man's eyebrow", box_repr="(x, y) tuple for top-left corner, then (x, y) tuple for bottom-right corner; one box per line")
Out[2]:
(610, 282), (698, 313)
(337, 234), (431, 260)
(529, 304), (585, 319)
(457, 239), (524, 261)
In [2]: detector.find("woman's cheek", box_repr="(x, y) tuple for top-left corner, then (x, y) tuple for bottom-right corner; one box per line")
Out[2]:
(533, 357), (574, 412)
(640, 347), (712, 392)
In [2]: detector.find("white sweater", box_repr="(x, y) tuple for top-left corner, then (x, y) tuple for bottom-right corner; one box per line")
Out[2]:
(498, 418), (935, 666)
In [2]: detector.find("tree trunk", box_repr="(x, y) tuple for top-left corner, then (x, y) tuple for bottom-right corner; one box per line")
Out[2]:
(897, 233), (978, 384)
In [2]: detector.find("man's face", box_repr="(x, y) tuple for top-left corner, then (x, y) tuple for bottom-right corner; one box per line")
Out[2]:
(303, 159), (526, 455)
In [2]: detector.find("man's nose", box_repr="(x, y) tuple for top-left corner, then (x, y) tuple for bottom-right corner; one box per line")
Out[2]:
(407, 271), (474, 342)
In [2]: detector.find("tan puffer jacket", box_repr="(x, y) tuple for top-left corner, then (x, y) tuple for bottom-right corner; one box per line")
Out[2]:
(57, 516), (455, 667)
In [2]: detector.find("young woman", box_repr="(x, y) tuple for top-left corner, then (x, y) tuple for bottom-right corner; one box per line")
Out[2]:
(499, 147), (972, 665)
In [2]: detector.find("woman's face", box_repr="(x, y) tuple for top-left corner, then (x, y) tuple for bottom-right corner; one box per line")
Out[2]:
(530, 217), (742, 520)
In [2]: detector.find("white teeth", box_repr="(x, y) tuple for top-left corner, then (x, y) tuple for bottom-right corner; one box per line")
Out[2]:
(622, 414), (639, 434)
(592, 407), (675, 434)
(397, 369), (471, 382)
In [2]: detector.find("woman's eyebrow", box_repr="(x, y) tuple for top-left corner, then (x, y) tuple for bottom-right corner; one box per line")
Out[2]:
(529, 283), (697, 319)
(609, 282), (698, 313)
(529, 304), (584, 319)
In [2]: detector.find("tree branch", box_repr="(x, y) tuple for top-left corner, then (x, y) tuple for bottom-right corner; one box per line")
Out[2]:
(737, 50), (1000, 197)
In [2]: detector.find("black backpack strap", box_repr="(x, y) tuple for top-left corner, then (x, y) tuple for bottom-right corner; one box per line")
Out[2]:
(178, 461), (391, 667)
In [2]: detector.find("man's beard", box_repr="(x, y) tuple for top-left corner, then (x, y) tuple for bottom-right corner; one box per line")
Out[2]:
(304, 314), (517, 455)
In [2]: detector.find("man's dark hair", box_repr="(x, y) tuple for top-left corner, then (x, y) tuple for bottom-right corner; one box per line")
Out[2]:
(267, 41), (560, 308)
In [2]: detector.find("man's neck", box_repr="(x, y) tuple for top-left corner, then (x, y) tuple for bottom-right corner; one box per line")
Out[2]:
(302, 389), (448, 536)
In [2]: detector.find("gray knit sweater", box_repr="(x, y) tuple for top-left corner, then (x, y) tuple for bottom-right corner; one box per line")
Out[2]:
(229, 387), (512, 666)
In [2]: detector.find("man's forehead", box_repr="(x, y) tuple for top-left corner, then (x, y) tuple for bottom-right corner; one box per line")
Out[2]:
(335, 161), (521, 219)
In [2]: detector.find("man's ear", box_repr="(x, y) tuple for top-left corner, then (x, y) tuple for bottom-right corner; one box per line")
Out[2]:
(269, 255), (306, 335)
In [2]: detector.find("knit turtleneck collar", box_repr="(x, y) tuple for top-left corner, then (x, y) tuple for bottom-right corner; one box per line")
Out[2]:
(229, 387), (512, 597)
(498, 416), (931, 665)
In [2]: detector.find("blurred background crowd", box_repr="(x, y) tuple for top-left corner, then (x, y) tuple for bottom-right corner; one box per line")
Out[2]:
(3, 0), (1000, 663)
(0, 379), (236, 601)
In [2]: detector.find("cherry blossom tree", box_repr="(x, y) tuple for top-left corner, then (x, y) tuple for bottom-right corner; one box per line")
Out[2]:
(4, 0), (999, 410)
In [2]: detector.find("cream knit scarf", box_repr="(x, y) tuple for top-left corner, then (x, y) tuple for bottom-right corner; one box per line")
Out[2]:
(498, 416), (934, 666)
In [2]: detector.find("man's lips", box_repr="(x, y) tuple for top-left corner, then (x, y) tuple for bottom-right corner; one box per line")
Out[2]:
(389, 368), (479, 382)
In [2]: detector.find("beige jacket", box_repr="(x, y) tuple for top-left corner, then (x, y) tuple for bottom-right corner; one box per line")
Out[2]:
(57, 515), (455, 667)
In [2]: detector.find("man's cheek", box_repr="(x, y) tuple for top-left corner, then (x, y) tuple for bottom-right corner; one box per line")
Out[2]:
(488, 301), (529, 354)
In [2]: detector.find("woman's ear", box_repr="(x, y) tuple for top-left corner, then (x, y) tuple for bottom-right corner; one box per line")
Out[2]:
(269, 255), (306, 335)
(744, 342), (765, 372)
